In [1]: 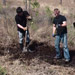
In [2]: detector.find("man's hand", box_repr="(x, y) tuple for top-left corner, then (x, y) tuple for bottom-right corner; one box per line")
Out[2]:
(23, 27), (27, 31)
(52, 24), (56, 37)
(17, 24), (27, 31)
(52, 34), (56, 37)
(27, 16), (32, 20)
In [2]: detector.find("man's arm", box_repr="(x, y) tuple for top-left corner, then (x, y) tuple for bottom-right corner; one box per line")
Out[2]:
(17, 24), (27, 31)
(27, 16), (31, 19)
(61, 21), (67, 27)
(15, 16), (27, 31)
(25, 11), (32, 20)
(53, 24), (56, 35)
(61, 16), (67, 27)
(27, 15), (32, 21)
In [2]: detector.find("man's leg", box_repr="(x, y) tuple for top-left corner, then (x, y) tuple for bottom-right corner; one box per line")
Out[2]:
(55, 35), (61, 58)
(18, 31), (24, 50)
(62, 34), (70, 61)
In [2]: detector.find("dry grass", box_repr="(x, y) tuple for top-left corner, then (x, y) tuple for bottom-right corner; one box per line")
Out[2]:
(0, 0), (75, 75)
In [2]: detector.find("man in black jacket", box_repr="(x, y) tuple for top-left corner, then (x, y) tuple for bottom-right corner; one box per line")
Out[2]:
(15, 7), (32, 52)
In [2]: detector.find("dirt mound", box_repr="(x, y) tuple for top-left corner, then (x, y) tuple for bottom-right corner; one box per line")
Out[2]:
(0, 40), (75, 65)
(0, 40), (75, 75)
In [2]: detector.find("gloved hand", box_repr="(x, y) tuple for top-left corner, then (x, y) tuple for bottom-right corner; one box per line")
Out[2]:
(52, 34), (56, 37)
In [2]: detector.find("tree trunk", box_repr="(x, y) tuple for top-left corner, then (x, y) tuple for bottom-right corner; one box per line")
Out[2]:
(29, 0), (31, 12)
(60, 0), (62, 5)
(3, 0), (6, 5)
(25, 0), (27, 10)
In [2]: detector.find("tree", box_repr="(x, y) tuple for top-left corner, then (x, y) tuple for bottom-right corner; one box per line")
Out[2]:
(29, 0), (31, 12)
(3, 0), (6, 5)
(60, 0), (62, 5)
(25, 0), (27, 10)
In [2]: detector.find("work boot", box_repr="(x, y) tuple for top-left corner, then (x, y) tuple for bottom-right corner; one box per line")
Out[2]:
(54, 56), (62, 60)
(63, 59), (70, 63)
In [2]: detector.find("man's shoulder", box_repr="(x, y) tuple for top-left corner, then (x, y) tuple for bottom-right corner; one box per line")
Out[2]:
(15, 15), (19, 19)
(60, 15), (66, 18)
(23, 11), (30, 16)
(23, 11), (28, 14)
(23, 11), (27, 12)
(59, 15), (66, 21)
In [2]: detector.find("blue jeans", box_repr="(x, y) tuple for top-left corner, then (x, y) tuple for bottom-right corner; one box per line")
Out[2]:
(55, 33), (70, 60)
(18, 30), (30, 45)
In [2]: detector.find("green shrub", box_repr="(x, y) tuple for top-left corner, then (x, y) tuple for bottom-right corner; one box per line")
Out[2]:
(31, 0), (40, 9)
(45, 6), (54, 25)
(45, 6), (52, 16)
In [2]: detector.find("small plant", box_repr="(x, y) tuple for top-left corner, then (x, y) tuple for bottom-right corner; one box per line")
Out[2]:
(45, 6), (53, 25)
(45, 6), (52, 17)
(31, 0), (40, 10)
(30, 0), (40, 28)
(31, 0), (40, 17)
(30, 21), (38, 31)
(0, 66), (7, 75)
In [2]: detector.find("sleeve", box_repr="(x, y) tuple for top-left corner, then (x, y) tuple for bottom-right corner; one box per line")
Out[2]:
(15, 16), (20, 24)
(53, 18), (55, 24)
(62, 16), (67, 21)
(24, 11), (30, 17)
